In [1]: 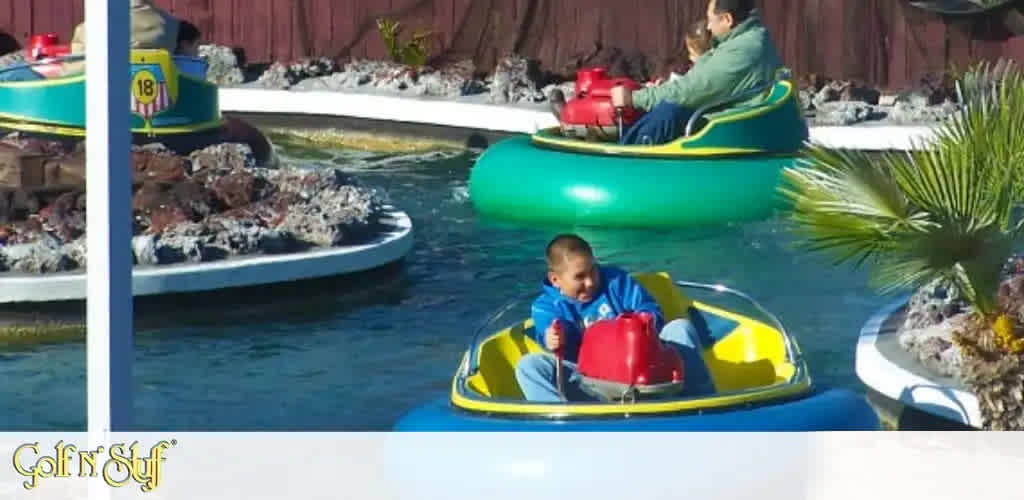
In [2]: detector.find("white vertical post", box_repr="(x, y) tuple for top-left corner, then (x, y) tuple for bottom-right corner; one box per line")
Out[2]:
(86, 0), (132, 450)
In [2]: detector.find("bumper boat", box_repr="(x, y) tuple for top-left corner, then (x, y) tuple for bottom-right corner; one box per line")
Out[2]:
(0, 46), (222, 138)
(469, 68), (809, 228)
(394, 272), (879, 431)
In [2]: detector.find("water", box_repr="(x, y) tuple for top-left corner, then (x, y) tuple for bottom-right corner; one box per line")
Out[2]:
(0, 143), (887, 430)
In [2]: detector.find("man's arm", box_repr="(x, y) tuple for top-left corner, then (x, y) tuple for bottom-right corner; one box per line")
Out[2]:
(630, 45), (749, 111)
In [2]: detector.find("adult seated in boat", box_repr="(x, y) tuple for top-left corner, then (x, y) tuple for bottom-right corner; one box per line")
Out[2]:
(0, 0), (189, 82)
(515, 234), (712, 402)
(609, 0), (783, 145)
(62, 0), (195, 76)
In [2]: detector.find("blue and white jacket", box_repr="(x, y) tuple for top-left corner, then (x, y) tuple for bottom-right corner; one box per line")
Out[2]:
(530, 265), (663, 363)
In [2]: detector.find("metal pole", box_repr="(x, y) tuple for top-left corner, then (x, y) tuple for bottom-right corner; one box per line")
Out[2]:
(86, 0), (132, 452)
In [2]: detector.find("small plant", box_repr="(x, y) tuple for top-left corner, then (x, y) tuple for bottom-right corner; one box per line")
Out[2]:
(780, 60), (1024, 429)
(376, 18), (433, 68)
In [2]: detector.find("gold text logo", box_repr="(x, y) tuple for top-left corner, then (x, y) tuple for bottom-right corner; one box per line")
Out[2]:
(12, 440), (176, 492)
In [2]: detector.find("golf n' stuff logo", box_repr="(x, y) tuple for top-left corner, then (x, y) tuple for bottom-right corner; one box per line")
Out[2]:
(12, 439), (177, 493)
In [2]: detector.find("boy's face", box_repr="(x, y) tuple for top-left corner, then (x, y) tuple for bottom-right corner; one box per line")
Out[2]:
(549, 253), (601, 303)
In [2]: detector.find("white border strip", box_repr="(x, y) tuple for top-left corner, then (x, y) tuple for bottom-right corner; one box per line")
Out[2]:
(219, 87), (939, 150)
(855, 298), (982, 427)
(0, 209), (413, 303)
(85, 0), (132, 462)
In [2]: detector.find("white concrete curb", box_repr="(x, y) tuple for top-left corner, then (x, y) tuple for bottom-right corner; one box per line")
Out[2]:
(0, 207), (413, 303)
(219, 87), (938, 150)
(856, 298), (982, 427)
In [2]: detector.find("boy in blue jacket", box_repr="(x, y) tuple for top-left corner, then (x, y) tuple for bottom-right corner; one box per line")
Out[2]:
(515, 234), (708, 402)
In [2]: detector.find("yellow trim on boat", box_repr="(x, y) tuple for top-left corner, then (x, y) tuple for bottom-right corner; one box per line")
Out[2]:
(684, 80), (794, 143)
(0, 117), (226, 137)
(529, 80), (796, 158)
(529, 136), (766, 157)
(452, 370), (811, 417)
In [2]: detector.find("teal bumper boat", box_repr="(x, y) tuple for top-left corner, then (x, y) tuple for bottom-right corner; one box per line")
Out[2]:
(469, 71), (809, 228)
(0, 49), (223, 138)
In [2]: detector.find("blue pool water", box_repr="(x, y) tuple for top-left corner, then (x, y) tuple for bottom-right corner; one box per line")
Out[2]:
(0, 144), (886, 430)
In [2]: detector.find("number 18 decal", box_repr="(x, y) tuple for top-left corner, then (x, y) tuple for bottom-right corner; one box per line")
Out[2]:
(132, 70), (158, 105)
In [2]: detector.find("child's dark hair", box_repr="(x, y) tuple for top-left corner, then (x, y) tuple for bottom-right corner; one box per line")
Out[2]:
(685, 20), (712, 54)
(546, 234), (593, 271)
(177, 20), (200, 45)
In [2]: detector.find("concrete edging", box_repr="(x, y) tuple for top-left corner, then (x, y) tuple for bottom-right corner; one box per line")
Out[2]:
(855, 298), (982, 427)
(0, 207), (413, 303)
(219, 87), (939, 151)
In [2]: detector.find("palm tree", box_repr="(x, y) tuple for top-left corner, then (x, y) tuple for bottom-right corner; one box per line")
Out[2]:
(780, 59), (1024, 429)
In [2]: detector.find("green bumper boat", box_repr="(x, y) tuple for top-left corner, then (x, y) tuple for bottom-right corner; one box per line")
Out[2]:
(0, 49), (223, 137)
(469, 71), (809, 228)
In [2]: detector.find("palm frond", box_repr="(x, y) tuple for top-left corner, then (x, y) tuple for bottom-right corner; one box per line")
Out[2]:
(783, 62), (1024, 316)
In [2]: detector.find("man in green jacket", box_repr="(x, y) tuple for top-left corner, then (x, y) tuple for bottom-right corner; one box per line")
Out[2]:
(610, 0), (783, 144)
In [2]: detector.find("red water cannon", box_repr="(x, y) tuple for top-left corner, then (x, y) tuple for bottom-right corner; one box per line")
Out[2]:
(26, 33), (70, 61)
(576, 312), (684, 401)
(24, 33), (71, 79)
(558, 66), (645, 140)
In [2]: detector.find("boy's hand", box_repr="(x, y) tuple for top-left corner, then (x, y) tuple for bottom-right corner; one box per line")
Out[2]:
(611, 85), (632, 108)
(544, 321), (564, 352)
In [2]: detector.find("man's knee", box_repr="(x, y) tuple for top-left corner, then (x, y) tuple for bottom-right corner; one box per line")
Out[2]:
(649, 101), (688, 119)
(620, 102), (692, 145)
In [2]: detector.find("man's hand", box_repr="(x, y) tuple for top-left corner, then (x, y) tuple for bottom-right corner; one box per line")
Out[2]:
(611, 85), (632, 108)
(544, 321), (564, 352)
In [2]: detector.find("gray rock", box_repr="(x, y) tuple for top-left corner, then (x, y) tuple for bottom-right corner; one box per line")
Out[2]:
(189, 143), (255, 173)
(258, 229), (300, 254)
(542, 82), (577, 102)
(897, 313), (967, 379)
(254, 62), (291, 90)
(896, 90), (932, 108)
(270, 167), (382, 246)
(0, 139), (389, 274)
(0, 235), (77, 273)
(812, 84), (839, 109)
(813, 101), (876, 125)
(155, 228), (226, 264)
(198, 44), (244, 87)
(133, 234), (159, 266)
(65, 236), (87, 268)
(902, 277), (968, 331)
(488, 55), (544, 104)
(888, 100), (960, 124)
(798, 89), (814, 111)
(205, 215), (264, 254)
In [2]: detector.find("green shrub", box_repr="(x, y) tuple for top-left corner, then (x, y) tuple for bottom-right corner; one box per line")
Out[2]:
(376, 18), (433, 68)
